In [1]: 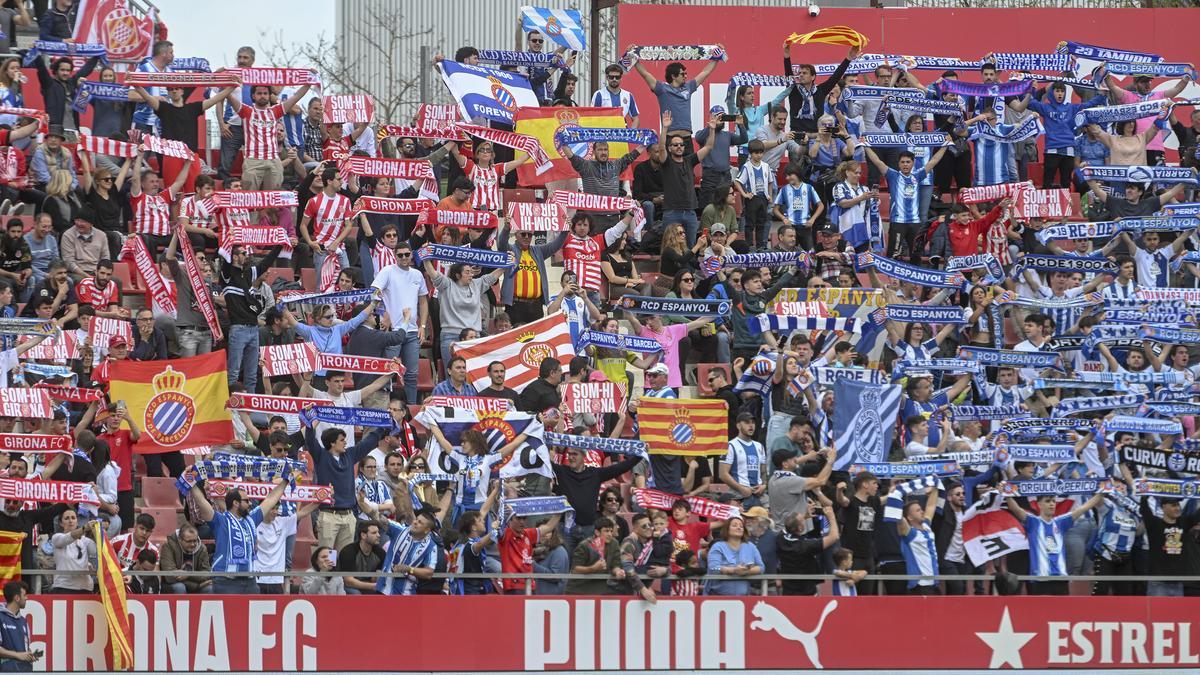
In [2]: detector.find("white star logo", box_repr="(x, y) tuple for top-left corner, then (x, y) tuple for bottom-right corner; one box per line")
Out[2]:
(975, 607), (1036, 669)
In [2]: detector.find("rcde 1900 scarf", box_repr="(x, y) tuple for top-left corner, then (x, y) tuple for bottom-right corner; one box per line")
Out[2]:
(1012, 253), (1117, 276)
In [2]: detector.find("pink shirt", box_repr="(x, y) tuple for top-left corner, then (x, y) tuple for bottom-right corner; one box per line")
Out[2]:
(1113, 88), (1167, 151)
(639, 322), (690, 388)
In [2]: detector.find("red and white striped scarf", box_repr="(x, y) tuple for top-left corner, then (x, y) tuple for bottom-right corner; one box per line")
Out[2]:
(454, 122), (553, 175)
(371, 241), (397, 274)
(318, 253), (342, 293)
(79, 134), (140, 158)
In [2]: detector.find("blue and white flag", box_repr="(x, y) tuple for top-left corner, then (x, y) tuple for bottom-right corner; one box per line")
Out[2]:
(882, 475), (945, 522)
(1107, 415), (1184, 437)
(747, 315), (859, 336)
(505, 495), (575, 519)
(437, 61), (540, 125)
(520, 6), (586, 51)
(832, 379), (902, 471)
(415, 406), (552, 484)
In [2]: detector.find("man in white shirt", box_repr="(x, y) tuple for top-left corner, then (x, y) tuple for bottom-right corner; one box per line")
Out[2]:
(370, 241), (428, 403)
(903, 414), (951, 458)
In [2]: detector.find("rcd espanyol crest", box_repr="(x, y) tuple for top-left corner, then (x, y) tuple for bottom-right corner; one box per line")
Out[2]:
(553, 108), (592, 159)
(488, 76), (518, 113)
(144, 366), (196, 446)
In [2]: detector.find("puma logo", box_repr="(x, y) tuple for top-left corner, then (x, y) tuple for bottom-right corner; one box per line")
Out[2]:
(749, 600), (838, 669)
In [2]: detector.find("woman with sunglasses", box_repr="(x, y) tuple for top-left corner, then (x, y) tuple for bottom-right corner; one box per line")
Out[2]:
(663, 268), (727, 364)
(49, 508), (97, 594)
(447, 139), (530, 213)
(401, 457), (440, 507)
(355, 177), (401, 284)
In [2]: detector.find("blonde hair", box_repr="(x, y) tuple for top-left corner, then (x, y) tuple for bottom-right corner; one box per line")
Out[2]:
(46, 170), (74, 199)
(817, 114), (836, 129)
(834, 160), (861, 183)
(660, 222), (686, 257)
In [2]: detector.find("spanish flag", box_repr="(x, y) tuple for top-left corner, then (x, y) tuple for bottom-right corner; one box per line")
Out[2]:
(109, 350), (234, 454)
(95, 521), (134, 671)
(639, 398), (728, 456)
(514, 106), (631, 186)
(0, 531), (23, 585)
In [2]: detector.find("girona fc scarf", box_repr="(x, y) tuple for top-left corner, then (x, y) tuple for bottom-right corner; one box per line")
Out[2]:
(176, 224), (222, 340)
(212, 191), (298, 210)
(454, 122), (553, 175)
(550, 190), (646, 229)
(632, 487), (739, 520)
(34, 384), (105, 403)
(340, 157), (440, 201)
(123, 71), (239, 87)
(119, 235), (177, 318)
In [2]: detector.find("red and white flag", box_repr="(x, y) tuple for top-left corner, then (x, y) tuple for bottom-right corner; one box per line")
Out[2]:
(453, 311), (575, 392)
(72, 0), (155, 62)
(506, 202), (567, 231)
(88, 316), (133, 356)
(323, 95), (375, 124)
(962, 490), (1029, 566)
(0, 389), (54, 419)
(414, 103), (460, 127)
(562, 381), (623, 415)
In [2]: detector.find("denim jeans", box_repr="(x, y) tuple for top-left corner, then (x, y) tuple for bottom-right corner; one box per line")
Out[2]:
(439, 329), (460, 371)
(177, 327), (214, 357)
(313, 248), (351, 287)
(212, 576), (260, 594)
(641, 200), (658, 227)
(227, 324), (260, 392)
(1147, 581), (1184, 597)
(918, 184), (934, 228)
(385, 331), (421, 403)
(663, 209), (700, 247)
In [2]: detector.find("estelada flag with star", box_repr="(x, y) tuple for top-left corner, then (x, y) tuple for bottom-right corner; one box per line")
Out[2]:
(785, 26), (870, 48)
(108, 351), (234, 454)
(639, 398), (728, 456)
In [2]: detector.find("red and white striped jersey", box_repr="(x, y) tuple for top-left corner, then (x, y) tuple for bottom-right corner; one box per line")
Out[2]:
(131, 189), (175, 237)
(214, 206), (252, 241)
(76, 277), (120, 310)
(562, 233), (606, 291)
(322, 135), (352, 164)
(180, 195), (216, 231)
(464, 160), (503, 211)
(303, 192), (352, 249)
(109, 532), (160, 569)
(237, 103), (284, 161)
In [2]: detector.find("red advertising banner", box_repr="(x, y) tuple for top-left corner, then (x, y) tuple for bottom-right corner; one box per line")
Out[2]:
(23, 596), (1200, 671)
(1015, 187), (1074, 219)
(506, 201), (568, 231)
(322, 95), (375, 124)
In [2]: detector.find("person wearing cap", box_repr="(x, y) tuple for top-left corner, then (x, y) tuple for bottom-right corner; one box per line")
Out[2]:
(28, 125), (78, 193)
(1104, 69), (1193, 167)
(743, 506), (779, 577)
(694, 104), (747, 208)
(767, 445), (835, 527)
(641, 362), (675, 399)
(721, 412), (767, 507)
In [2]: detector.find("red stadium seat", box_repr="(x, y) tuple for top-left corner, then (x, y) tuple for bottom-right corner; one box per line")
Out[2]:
(417, 358), (436, 393)
(112, 262), (146, 296)
(137, 507), (181, 544)
(141, 477), (182, 510)
(696, 363), (732, 397)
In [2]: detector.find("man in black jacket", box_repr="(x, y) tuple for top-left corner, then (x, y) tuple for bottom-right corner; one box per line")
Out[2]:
(518, 358), (562, 414)
(553, 447), (643, 552)
(33, 51), (100, 131)
(219, 244), (282, 394)
(782, 43), (858, 135)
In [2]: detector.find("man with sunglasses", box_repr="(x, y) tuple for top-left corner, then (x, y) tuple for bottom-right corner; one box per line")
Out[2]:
(523, 30), (571, 105)
(630, 47), (723, 148)
(591, 64), (641, 127)
(661, 112), (721, 246)
(372, 240), (428, 403)
(498, 220), (568, 327)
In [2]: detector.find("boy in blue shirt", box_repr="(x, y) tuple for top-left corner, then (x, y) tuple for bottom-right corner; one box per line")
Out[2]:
(772, 165), (824, 251)
(736, 139), (776, 250)
(864, 143), (948, 263)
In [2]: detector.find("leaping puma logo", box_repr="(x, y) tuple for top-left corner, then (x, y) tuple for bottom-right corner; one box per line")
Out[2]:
(748, 600), (839, 669)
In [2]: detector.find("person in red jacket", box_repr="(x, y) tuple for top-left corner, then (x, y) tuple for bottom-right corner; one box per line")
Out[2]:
(946, 198), (1010, 257)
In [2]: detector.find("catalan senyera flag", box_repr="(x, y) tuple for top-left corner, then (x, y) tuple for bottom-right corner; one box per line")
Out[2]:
(0, 531), (23, 585)
(514, 106), (631, 186)
(785, 26), (870, 48)
(95, 521), (134, 671)
(639, 398), (729, 456)
(109, 350), (234, 454)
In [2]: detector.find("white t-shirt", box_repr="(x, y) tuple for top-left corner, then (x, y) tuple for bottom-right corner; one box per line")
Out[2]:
(254, 514), (297, 585)
(371, 265), (428, 333)
(0, 349), (17, 388)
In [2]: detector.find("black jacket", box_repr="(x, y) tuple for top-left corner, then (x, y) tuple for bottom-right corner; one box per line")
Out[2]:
(518, 377), (561, 414)
(35, 55), (99, 128)
(552, 457), (643, 528)
(218, 246), (282, 326)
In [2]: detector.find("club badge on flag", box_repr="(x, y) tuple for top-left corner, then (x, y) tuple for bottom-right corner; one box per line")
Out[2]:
(323, 94), (375, 124)
(514, 106), (632, 185)
(638, 398), (728, 456)
(453, 311), (576, 392)
(832, 379), (902, 471)
(437, 61), (539, 126)
(108, 351), (234, 454)
(72, 0), (154, 62)
(520, 6), (586, 51)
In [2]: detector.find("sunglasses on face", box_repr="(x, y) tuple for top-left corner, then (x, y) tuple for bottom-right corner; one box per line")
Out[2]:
(680, 277), (694, 283)
(396, 251), (412, 257)
(669, 142), (685, 147)
(529, 38), (544, 44)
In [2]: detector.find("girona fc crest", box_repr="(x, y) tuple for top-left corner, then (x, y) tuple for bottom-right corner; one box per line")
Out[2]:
(488, 76), (517, 113)
(143, 366), (196, 447)
(101, 4), (145, 60)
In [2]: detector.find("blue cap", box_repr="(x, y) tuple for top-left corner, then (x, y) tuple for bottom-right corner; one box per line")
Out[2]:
(710, 105), (726, 115)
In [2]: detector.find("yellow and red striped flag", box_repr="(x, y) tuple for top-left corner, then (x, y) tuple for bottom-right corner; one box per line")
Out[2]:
(94, 521), (134, 671)
(785, 26), (870, 48)
(638, 398), (728, 456)
(0, 531), (24, 585)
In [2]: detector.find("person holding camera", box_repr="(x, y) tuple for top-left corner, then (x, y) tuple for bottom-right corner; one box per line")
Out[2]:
(694, 105), (748, 209)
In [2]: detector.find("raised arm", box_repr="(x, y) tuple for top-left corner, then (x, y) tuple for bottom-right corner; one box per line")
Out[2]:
(280, 83), (312, 116)
(630, 54), (657, 90)
(132, 85), (161, 111)
(201, 85), (237, 111)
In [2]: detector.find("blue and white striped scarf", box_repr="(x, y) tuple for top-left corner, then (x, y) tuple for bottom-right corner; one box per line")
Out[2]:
(1117, 216), (1200, 234)
(1106, 61), (1198, 80)
(729, 72), (792, 87)
(1075, 99), (1167, 128)
(417, 244), (514, 269)
(861, 132), (953, 148)
(747, 315), (859, 336)
(504, 495), (574, 519)
(937, 78), (1031, 100)
(971, 117), (1044, 144)
(989, 53), (1073, 72)
(1161, 202), (1200, 217)
(621, 44), (726, 70)
(1107, 415), (1183, 437)
(1009, 72), (1097, 89)
(543, 432), (648, 459)
(1142, 401), (1200, 417)
(998, 444), (1078, 463)
(1106, 305), (1196, 326)
(22, 40), (108, 67)
(810, 366), (886, 387)
(701, 251), (808, 278)
(299, 406), (393, 428)
(72, 80), (130, 114)
(843, 86), (926, 101)
(852, 461), (960, 478)
(576, 329), (663, 354)
(882, 475), (945, 522)
(1076, 165), (1199, 185)
(876, 96), (962, 125)
(1056, 41), (1162, 65)
(1053, 394), (1145, 417)
(1080, 369), (1188, 385)
(176, 453), (307, 495)
(1139, 325), (1200, 344)
(958, 346), (1061, 370)
(1034, 377), (1129, 392)
(947, 253), (1004, 283)
(856, 252), (965, 289)
(1000, 417), (1092, 432)
(556, 127), (657, 147)
(949, 404), (1029, 421)
(993, 290), (1104, 311)
(1084, 324), (1143, 352)
(880, 304), (969, 324)
(476, 49), (566, 69)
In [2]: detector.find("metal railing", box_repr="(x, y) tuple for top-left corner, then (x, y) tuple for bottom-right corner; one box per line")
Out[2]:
(22, 569), (1200, 596)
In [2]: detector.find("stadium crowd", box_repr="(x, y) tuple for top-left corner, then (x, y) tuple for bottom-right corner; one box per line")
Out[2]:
(0, 4), (1195, 622)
